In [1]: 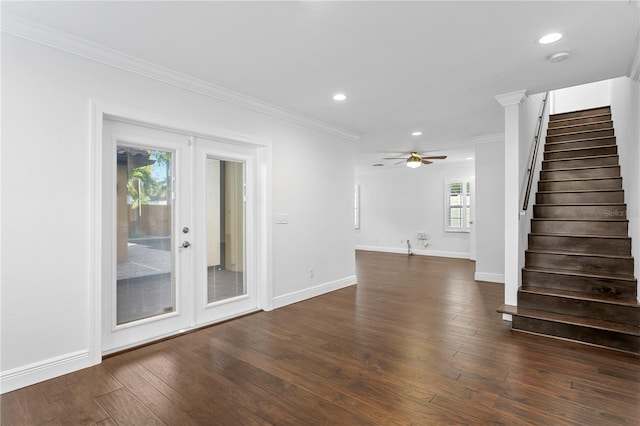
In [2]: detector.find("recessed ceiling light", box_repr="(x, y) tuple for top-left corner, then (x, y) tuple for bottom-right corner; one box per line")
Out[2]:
(466, 157), (474, 160)
(548, 51), (571, 63)
(411, 131), (422, 136)
(333, 93), (347, 101)
(538, 32), (563, 44)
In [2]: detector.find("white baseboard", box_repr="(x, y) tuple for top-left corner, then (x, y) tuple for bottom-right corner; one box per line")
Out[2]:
(355, 245), (469, 259)
(356, 245), (407, 255)
(272, 275), (357, 309)
(413, 248), (470, 259)
(474, 272), (505, 283)
(1, 350), (94, 394)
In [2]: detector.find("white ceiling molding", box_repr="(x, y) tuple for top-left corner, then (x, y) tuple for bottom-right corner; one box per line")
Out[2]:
(495, 90), (528, 107)
(628, 29), (640, 81)
(1, 13), (361, 142)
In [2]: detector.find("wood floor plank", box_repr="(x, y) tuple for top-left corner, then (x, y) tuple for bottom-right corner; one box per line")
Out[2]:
(48, 392), (110, 425)
(103, 352), (215, 423)
(102, 357), (200, 426)
(2, 251), (639, 424)
(94, 388), (165, 426)
(137, 354), (269, 425)
(0, 389), (38, 426)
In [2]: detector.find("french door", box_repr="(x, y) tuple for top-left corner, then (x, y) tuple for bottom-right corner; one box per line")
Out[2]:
(102, 118), (257, 353)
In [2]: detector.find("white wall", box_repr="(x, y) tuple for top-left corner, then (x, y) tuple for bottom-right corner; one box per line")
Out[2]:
(355, 162), (474, 258)
(550, 80), (610, 114)
(474, 141), (505, 283)
(1, 34), (356, 390)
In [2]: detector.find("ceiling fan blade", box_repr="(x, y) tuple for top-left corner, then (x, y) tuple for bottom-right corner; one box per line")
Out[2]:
(421, 155), (447, 160)
(421, 160), (433, 165)
(394, 160), (405, 165)
(382, 157), (405, 160)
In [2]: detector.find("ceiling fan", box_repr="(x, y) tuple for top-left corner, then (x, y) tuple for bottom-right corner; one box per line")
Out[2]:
(383, 152), (448, 168)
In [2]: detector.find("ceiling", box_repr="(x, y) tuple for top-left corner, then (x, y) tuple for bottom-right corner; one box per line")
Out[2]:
(3, 1), (639, 171)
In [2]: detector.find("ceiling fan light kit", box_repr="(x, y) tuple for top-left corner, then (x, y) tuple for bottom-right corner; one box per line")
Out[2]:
(406, 156), (422, 168)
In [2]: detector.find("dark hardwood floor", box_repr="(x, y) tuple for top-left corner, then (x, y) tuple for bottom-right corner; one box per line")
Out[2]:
(2, 251), (639, 425)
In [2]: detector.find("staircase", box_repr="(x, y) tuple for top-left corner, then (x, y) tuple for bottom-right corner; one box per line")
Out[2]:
(499, 106), (640, 354)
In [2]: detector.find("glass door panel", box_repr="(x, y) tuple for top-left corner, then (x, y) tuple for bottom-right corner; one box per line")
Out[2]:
(116, 146), (174, 324)
(206, 158), (245, 303)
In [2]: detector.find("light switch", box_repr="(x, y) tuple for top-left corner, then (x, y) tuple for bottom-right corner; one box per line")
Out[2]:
(275, 214), (289, 224)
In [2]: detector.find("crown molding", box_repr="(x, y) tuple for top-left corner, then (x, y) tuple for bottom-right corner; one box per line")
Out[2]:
(495, 90), (527, 107)
(1, 14), (361, 142)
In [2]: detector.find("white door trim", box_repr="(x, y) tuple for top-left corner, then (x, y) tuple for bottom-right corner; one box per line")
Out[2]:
(89, 101), (272, 363)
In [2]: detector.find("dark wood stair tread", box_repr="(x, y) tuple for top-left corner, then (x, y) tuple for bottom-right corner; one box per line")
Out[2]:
(519, 286), (640, 306)
(540, 165), (619, 173)
(522, 266), (636, 281)
(544, 144), (616, 154)
(531, 217), (628, 222)
(497, 304), (640, 336)
(548, 129), (613, 139)
(541, 163), (618, 169)
(533, 202), (626, 207)
(549, 107), (612, 121)
(529, 232), (630, 240)
(549, 111), (611, 122)
(548, 121), (612, 133)
(538, 176), (621, 183)
(537, 189), (623, 194)
(547, 128), (613, 135)
(545, 135), (616, 147)
(543, 154), (618, 163)
(526, 248), (633, 260)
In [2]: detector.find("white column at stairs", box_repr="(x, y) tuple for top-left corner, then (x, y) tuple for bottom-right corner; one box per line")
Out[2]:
(496, 89), (527, 321)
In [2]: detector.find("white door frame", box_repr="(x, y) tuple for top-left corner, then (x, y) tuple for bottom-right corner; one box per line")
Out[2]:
(89, 102), (272, 363)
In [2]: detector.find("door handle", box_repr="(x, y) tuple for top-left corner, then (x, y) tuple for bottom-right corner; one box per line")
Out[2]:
(181, 241), (191, 248)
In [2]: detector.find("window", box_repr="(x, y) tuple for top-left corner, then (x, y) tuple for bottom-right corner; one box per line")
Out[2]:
(354, 185), (360, 229)
(445, 180), (471, 232)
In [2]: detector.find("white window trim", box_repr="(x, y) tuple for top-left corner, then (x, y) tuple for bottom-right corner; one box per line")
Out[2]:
(444, 179), (471, 233)
(354, 185), (360, 229)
